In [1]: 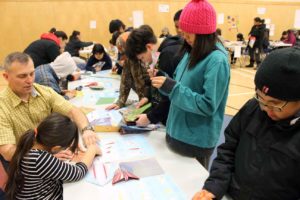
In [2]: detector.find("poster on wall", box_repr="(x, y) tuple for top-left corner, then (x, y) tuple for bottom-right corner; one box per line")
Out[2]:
(257, 7), (266, 15)
(133, 10), (144, 28)
(217, 13), (224, 25)
(90, 20), (97, 29)
(294, 10), (300, 28)
(227, 15), (239, 32)
(158, 4), (170, 13)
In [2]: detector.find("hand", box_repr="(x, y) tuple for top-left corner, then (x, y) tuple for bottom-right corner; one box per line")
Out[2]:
(192, 190), (215, 200)
(105, 103), (120, 110)
(95, 66), (102, 72)
(82, 130), (98, 146)
(71, 150), (85, 162)
(135, 114), (150, 127)
(147, 68), (158, 78)
(86, 144), (102, 156)
(54, 149), (74, 161)
(64, 90), (77, 99)
(151, 76), (167, 89)
(136, 97), (148, 108)
(72, 72), (81, 80)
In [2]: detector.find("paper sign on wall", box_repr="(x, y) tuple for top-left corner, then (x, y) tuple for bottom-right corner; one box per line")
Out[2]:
(158, 4), (170, 13)
(217, 13), (224, 24)
(257, 7), (266, 15)
(133, 10), (144, 28)
(90, 20), (97, 29)
(294, 10), (300, 28)
(265, 18), (271, 24)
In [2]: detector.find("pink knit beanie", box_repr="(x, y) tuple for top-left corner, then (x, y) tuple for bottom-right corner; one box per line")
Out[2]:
(179, 0), (216, 34)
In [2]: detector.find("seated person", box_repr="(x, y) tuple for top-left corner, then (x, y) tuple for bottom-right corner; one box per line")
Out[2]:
(193, 47), (300, 200)
(5, 113), (99, 199)
(65, 30), (93, 57)
(35, 52), (79, 100)
(85, 44), (112, 72)
(230, 33), (245, 64)
(65, 30), (93, 69)
(24, 30), (68, 68)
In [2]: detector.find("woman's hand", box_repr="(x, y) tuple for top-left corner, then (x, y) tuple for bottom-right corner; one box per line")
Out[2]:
(151, 76), (167, 89)
(136, 97), (148, 108)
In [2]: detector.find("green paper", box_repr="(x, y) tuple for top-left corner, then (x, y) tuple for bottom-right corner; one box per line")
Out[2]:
(125, 103), (152, 122)
(96, 97), (116, 105)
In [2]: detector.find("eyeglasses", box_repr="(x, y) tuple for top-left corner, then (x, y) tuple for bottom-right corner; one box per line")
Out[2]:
(254, 93), (288, 112)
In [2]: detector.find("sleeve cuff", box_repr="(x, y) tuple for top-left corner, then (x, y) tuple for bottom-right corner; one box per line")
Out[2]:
(160, 77), (176, 94)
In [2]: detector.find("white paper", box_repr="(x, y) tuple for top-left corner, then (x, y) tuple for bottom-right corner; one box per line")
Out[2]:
(132, 10), (144, 28)
(266, 24), (271, 29)
(270, 29), (275, 36)
(158, 4), (169, 13)
(294, 10), (300, 28)
(90, 20), (96, 29)
(270, 24), (275, 31)
(257, 7), (266, 15)
(217, 13), (224, 24)
(234, 46), (241, 58)
(265, 18), (271, 24)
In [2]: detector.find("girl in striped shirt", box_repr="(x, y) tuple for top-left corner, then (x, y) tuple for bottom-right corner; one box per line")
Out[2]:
(5, 113), (99, 200)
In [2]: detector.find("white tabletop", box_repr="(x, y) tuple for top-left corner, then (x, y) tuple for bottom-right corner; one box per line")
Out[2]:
(269, 41), (292, 48)
(64, 70), (210, 199)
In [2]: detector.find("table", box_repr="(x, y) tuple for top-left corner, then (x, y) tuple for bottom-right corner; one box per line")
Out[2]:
(64, 70), (210, 200)
(269, 41), (292, 48)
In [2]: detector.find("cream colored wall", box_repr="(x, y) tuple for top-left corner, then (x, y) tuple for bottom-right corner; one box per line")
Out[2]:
(0, 0), (299, 62)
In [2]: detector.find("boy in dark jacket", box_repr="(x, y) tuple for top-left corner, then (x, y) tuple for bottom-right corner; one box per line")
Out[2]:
(193, 47), (300, 200)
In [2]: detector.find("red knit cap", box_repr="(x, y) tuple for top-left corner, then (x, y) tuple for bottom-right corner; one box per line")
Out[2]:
(179, 0), (216, 34)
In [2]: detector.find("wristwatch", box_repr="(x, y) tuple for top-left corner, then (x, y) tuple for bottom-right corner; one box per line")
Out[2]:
(81, 125), (94, 133)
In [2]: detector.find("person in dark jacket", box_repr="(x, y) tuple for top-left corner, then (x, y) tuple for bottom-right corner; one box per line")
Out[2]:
(85, 43), (112, 72)
(24, 31), (68, 68)
(193, 47), (300, 200)
(65, 30), (93, 57)
(246, 17), (265, 68)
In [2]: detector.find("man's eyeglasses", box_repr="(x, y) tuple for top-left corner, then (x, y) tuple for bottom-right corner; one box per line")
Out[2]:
(254, 93), (288, 112)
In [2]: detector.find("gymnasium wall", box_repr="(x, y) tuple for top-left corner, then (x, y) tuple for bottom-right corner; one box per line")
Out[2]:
(0, 0), (299, 62)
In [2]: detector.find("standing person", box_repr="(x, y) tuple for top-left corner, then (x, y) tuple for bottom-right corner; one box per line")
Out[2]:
(5, 113), (100, 200)
(150, 0), (230, 169)
(125, 23), (183, 126)
(193, 47), (300, 200)
(246, 17), (265, 68)
(174, 9), (183, 38)
(85, 44), (112, 72)
(105, 32), (151, 110)
(24, 30), (68, 68)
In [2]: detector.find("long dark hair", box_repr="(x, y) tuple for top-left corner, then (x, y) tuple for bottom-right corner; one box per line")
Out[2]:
(181, 33), (217, 69)
(70, 30), (80, 41)
(5, 113), (79, 200)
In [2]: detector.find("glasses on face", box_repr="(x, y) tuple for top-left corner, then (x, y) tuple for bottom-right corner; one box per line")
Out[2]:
(254, 93), (288, 112)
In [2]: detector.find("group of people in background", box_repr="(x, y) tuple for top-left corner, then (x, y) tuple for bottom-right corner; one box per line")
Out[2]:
(1, 0), (300, 199)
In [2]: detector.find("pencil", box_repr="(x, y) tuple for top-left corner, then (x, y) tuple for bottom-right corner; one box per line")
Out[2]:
(92, 164), (97, 178)
(103, 163), (107, 179)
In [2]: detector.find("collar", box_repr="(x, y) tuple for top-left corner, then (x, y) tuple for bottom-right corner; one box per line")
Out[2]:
(7, 84), (41, 107)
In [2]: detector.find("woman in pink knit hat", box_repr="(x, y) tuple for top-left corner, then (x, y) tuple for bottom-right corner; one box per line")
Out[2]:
(151, 0), (230, 170)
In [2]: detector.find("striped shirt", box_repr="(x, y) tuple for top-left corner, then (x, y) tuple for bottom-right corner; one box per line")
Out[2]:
(16, 149), (88, 200)
(0, 83), (73, 145)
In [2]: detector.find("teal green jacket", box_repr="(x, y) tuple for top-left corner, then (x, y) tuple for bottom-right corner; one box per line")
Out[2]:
(160, 43), (230, 148)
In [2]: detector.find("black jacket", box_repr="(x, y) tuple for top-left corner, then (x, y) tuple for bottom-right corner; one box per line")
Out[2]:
(85, 53), (112, 72)
(65, 39), (93, 57)
(24, 39), (60, 68)
(147, 36), (183, 124)
(203, 99), (300, 200)
(249, 24), (265, 49)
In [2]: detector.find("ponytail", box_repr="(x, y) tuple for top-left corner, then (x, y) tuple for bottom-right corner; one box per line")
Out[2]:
(5, 130), (36, 200)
